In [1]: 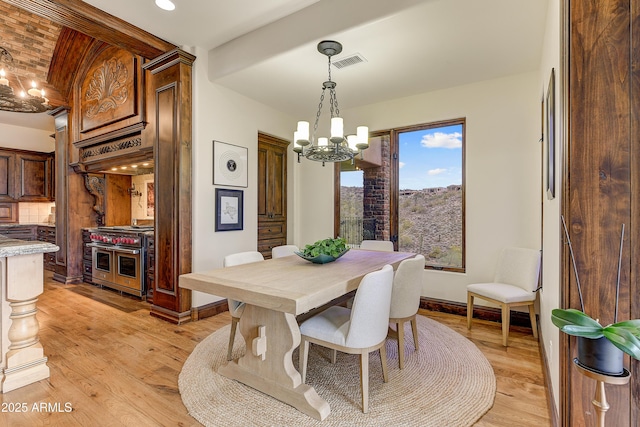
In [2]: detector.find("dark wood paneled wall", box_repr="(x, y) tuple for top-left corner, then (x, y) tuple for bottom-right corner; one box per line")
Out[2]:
(562, 0), (638, 425)
(143, 49), (195, 324)
(630, 1), (640, 422)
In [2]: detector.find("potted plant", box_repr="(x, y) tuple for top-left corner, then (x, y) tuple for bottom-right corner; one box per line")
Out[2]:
(551, 218), (640, 375)
(295, 237), (349, 264)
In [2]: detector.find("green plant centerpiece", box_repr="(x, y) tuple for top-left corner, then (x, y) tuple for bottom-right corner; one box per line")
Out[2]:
(295, 237), (349, 264)
(552, 218), (640, 375)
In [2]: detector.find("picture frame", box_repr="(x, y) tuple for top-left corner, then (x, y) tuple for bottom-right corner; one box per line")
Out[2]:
(213, 140), (248, 187)
(215, 188), (244, 231)
(546, 68), (556, 200)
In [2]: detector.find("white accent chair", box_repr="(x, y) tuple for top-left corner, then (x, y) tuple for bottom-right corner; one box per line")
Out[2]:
(223, 251), (265, 360)
(466, 247), (541, 346)
(360, 240), (394, 252)
(388, 254), (425, 369)
(299, 265), (395, 413)
(271, 244), (299, 258)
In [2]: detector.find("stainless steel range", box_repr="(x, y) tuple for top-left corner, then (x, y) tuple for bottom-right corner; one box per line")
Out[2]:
(86, 226), (153, 298)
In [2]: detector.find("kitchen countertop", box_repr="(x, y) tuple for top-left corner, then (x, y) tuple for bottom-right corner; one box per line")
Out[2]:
(0, 235), (59, 257)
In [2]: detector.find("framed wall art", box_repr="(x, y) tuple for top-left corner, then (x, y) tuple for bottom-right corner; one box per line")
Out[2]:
(215, 188), (244, 231)
(213, 140), (248, 187)
(546, 68), (556, 200)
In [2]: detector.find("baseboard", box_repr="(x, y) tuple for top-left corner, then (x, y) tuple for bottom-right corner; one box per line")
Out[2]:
(191, 299), (229, 321)
(419, 296), (534, 329)
(538, 324), (560, 427)
(150, 305), (192, 324)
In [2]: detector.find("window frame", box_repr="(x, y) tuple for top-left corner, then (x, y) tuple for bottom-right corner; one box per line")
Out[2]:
(391, 118), (466, 273)
(334, 117), (466, 273)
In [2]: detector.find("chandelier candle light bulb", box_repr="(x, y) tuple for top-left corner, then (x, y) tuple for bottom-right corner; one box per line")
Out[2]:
(357, 126), (370, 149)
(28, 81), (41, 97)
(347, 134), (358, 151)
(296, 121), (310, 145)
(0, 69), (7, 86)
(330, 117), (344, 143)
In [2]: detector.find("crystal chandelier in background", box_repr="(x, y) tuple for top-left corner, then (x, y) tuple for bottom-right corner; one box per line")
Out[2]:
(293, 41), (368, 166)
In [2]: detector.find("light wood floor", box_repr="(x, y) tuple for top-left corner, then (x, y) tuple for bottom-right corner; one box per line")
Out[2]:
(0, 272), (552, 426)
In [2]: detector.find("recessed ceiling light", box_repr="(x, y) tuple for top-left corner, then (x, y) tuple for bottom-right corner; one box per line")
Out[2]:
(142, 162), (150, 166)
(155, 0), (175, 11)
(131, 164), (138, 168)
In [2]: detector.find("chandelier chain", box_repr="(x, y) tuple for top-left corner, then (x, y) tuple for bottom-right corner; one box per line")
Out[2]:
(327, 56), (340, 118)
(313, 88), (326, 140)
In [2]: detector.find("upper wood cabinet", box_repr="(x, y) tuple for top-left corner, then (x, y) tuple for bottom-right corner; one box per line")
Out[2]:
(17, 151), (54, 201)
(0, 150), (16, 201)
(0, 148), (54, 202)
(257, 133), (289, 258)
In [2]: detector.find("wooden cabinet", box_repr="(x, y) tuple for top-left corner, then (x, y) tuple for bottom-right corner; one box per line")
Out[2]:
(146, 234), (155, 303)
(0, 202), (18, 223)
(0, 148), (54, 203)
(17, 151), (54, 201)
(0, 225), (36, 241)
(0, 150), (16, 201)
(81, 229), (93, 284)
(37, 226), (56, 271)
(257, 133), (289, 259)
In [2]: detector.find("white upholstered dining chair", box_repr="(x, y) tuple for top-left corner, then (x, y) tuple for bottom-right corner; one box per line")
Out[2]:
(223, 251), (264, 360)
(360, 240), (394, 252)
(388, 254), (425, 369)
(271, 244), (299, 258)
(299, 264), (394, 413)
(466, 247), (541, 346)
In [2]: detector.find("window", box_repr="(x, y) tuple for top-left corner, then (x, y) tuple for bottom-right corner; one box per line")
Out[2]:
(336, 119), (465, 272)
(394, 119), (465, 271)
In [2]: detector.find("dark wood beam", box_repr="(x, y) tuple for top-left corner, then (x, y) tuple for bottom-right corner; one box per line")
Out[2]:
(4, 0), (175, 59)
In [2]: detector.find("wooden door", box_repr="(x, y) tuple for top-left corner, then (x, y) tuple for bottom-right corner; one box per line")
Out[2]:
(257, 133), (289, 258)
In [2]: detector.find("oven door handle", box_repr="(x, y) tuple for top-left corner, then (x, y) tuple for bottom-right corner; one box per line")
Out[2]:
(87, 242), (113, 251)
(87, 243), (140, 255)
(114, 248), (140, 255)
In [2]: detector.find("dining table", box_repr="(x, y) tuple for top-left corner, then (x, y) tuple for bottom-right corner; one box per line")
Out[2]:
(179, 248), (416, 420)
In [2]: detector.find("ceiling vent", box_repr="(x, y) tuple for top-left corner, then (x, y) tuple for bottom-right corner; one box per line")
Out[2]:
(332, 53), (367, 69)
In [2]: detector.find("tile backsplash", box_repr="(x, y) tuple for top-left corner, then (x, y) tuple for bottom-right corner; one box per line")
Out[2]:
(19, 202), (56, 224)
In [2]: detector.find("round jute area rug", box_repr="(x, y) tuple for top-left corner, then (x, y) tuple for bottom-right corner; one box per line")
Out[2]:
(179, 315), (495, 427)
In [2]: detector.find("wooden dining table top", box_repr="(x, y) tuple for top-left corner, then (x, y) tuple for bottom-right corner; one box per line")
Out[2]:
(180, 249), (416, 316)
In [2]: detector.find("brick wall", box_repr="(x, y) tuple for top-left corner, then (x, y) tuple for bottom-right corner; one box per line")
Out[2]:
(0, 3), (61, 83)
(363, 135), (391, 240)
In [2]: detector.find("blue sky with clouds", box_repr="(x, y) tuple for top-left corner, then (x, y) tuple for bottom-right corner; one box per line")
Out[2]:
(341, 124), (463, 189)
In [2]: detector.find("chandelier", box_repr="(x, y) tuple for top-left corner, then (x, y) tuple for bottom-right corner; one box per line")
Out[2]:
(0, 45), (51, 113)
(293, 41), (368, 166)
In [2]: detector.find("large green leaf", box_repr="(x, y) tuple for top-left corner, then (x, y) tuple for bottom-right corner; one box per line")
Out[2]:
(551, 308), (602, 329)
(603, 326), (640, 360)
(610, 319), (640, 336)
(561, 325), (604, 339)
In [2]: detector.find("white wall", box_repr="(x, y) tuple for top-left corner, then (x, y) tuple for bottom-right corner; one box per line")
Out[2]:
(0, 121), (54, 152)
(538, 0), (561, 414)
(190, 46), (296, 307)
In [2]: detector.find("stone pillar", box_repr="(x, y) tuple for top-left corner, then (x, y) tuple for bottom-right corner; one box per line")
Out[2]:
(363, 135), (390, 240)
